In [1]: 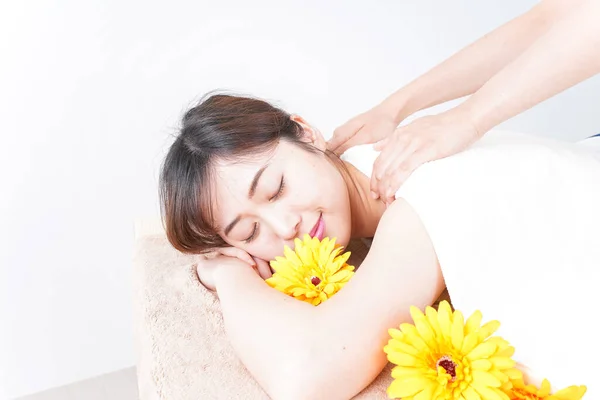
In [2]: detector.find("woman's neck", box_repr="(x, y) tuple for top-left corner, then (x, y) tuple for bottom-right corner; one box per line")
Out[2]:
(343, 161), (387, 239)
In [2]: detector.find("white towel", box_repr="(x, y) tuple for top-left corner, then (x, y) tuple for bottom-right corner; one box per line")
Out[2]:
(579, 134), (600, 159)
(344, 130), (600, 395)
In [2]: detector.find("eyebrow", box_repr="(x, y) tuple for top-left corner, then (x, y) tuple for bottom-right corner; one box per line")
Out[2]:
(223, 164), (269, 237)
(248, 164), (268, 199)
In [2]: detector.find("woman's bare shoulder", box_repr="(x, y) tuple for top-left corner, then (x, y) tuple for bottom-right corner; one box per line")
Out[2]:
(337, 197), (444, 314)
(370, 198), (435, 258)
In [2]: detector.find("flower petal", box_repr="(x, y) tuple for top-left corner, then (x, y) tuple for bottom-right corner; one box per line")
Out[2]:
(464, 310), (483, 335)
(489, 356), (515, 370)
(387, 352), (424, 367)
(451, 309), (465, 350)
(472, 370), (502, 387)
(386, 376), (430, 398)
(399, 323), (431, 352)
(552, 385), (587, 400)
(412, 307), (436, 344)
(473, 385), (503, 400)
(390, 365), (426, 379)
(413, 383), (436, 400)
(467, 341), (497, 360)
(463, 386), (482, 400)
(461, 332), (480, 355)
(385, 340), (421, 357)
(479, 320), (501, 340)
(425, 306), (442, 339)
(470, 359), (492, 371)
(437, 301), (453, 339)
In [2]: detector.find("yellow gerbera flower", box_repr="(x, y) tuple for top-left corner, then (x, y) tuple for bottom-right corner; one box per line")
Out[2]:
(506, 378), (586, 400)
(384, 301), (522, 400)
(265, 234), (354, 306)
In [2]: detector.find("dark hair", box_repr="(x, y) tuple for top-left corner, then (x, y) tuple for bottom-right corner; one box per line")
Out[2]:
(160, 93), (349, 254)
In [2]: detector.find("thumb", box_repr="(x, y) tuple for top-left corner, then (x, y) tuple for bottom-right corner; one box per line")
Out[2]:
(333, 125), (373, 155)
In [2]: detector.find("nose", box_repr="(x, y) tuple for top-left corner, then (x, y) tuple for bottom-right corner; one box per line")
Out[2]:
(263, 207), (301, 241)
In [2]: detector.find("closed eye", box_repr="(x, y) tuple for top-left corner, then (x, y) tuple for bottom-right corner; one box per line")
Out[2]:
(269, 176), (285, 202)
(244, 176), (284, 243)
(244, 223), (258, 243)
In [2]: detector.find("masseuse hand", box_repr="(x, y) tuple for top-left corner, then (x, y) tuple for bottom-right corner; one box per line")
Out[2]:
(327, 102), (400, 155)
(196, 247), (272, 291)
(371, 108), (482, 205)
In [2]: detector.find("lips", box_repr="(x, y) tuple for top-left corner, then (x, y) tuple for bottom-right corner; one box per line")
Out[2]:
(309, 213), (325, 240)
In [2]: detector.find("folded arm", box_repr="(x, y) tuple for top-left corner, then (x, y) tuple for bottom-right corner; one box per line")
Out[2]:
(214, 199), (444, 399)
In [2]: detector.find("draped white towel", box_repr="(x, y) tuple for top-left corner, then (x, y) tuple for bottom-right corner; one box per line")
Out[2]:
(342, 130), (600, 395)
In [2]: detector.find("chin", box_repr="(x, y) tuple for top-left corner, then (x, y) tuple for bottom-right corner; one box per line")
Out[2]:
(333, 230), (352, 248)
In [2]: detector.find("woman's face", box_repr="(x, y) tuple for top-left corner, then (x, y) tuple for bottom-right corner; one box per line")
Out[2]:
(210, 121), (352, 261)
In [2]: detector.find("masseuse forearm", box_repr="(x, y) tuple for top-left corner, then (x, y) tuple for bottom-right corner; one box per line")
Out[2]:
(383, 0), (577, 122)
(463, 0), (600, 134)
(215, 266), (318, 398)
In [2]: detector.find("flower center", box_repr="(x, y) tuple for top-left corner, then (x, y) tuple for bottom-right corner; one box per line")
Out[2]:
(311, 276), (321, 286)
(436, 356), (457, 381)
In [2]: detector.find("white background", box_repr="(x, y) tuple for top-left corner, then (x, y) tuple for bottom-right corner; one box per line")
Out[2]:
(1, 0), (599, 398)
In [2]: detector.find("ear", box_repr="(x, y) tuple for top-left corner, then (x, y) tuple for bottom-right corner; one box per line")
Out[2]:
(290, 114), (326, 151)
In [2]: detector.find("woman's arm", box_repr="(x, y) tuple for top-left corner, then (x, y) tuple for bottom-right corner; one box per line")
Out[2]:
(460, 0), (600, 134)
(214, 199), (445, 399)
(384, 0), (582, 122)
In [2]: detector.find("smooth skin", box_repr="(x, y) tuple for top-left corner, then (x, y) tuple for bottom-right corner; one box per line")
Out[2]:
(197, 121), (444, 399)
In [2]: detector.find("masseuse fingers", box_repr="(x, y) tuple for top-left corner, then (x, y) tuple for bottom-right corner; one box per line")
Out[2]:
(382, 166), (412, 205)
(371, 131), (412, 199)
(371, 134), (406, 205)
(331, 115), (398, 155)
(327, 117), (364, 154)
(381, 178), (397, 206)
(381, 138), (424, 199)
(373, 123), (411, 152)
(333, 126), (370, 155)
(386, 146), (437, 200)
(371, 144), (396, 198)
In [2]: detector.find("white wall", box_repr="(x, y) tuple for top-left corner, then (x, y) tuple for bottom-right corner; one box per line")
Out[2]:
(1, 0), (598, 398)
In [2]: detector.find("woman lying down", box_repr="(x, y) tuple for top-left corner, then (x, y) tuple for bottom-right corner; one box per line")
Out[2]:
(159, 94), (600, 400)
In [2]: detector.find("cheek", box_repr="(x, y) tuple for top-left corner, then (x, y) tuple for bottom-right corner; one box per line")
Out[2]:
(302, 161), (345, 203)
(247, 239), (284, 262)
(310, 168), (352, 244)
(330, 173), (353, 244)
(333, 202), (353, 246)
